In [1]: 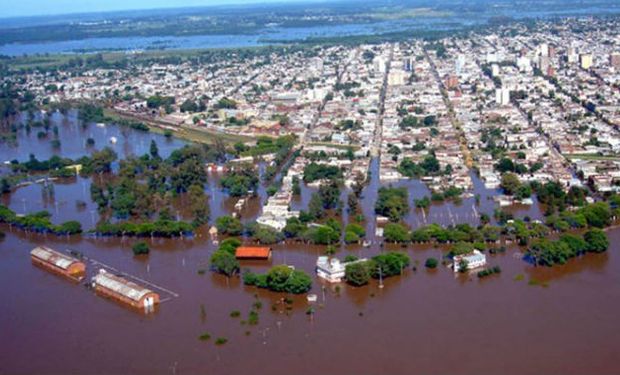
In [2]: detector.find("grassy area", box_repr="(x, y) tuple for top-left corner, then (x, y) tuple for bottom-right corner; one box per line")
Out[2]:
(6, 45), (299, 70)
(564, 154), (620, 161)
(103, 108), (253, 145)
(307, 142), (360, 151)
(367, 7), (453, 20)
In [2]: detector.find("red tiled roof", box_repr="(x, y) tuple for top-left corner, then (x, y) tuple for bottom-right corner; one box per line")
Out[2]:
(235, 247), (272, 259)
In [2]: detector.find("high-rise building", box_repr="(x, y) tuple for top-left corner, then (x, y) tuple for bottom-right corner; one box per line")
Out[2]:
(403, 57), (413, 72)
(374, 56), (387, 74)
(538, 56), (550, 72)
(539, 43), (549, 57)
(495, 88), (511, 106)
(455, 54), (465, 75)
(567, 47), (579, 64)
(517, 56), (531, 72)
(610, 53), (620, 68)
(580, 54), (593, 70)
(491, 64), (500, 77)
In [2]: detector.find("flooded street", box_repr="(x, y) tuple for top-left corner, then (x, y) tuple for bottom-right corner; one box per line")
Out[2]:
(1, 114), (619, 375)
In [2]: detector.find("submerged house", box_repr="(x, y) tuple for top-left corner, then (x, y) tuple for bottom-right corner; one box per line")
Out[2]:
(92, 269), (159, 310)
(316, 256), (368, 283)
(30, 246), (86, 281)
(235, 246), (272, 260)
(453, 250), (487, 272)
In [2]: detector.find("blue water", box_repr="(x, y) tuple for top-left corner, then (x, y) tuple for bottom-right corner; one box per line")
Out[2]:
(0, 4), (619, 56)
(0, 19), (462, 56)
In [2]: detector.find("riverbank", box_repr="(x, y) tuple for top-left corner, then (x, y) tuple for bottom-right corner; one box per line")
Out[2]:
(103, 108), (254, 145)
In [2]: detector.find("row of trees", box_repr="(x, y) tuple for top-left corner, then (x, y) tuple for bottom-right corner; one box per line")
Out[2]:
(398, 155), (445, 178)
(243, 265), (312, 294)
(93, 219), (193, 237)
(0, 205), (82, 235)
(303, 162), (343, 183)
(526, 229), (608, 266)
(344, 252), (411, 286)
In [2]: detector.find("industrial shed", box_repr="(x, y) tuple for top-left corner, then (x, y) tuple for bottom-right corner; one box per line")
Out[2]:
(92, 269), (159, 310)
(30, 246), (86, 281)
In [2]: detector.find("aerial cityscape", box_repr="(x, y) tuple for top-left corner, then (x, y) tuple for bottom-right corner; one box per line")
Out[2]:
(1, 1), (620, 374)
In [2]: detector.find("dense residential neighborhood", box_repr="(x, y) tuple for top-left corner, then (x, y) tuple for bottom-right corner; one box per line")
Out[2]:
(9, 17), (620, 205)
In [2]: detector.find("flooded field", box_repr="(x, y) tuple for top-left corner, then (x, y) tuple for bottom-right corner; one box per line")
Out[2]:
(1, 113), (619, 375)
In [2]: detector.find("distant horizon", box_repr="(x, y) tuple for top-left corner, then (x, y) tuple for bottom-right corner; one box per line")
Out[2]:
(0, 0), (332, 19)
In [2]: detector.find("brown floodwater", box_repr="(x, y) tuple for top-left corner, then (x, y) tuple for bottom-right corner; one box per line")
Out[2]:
(1, 114), (620, 375)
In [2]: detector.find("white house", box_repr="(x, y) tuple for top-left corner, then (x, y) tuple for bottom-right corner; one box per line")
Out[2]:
(316, 256), (368, 283)
(453, 250), (487, 272)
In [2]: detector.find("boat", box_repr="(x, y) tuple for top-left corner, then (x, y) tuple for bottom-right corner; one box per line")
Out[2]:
(109, 136), (118, 144)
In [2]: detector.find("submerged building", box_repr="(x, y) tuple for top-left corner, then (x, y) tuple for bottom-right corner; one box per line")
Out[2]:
(92, 269), (159, 310)
(235, 246), (272, 260)
(316, 256), (368, 283)
(30, 246), (86, 281)
(453, 250), (487, 272)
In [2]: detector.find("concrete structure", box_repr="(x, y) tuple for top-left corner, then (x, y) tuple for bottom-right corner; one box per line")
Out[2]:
(453, 250), (487, 272)
(30, 246), (86, 281)
(92, 269), (159, 310)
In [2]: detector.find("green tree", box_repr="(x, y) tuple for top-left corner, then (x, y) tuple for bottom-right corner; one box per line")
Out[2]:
(188, 184), (209, 227)
(132, 241), (150, 256)
(55, 220), (82, 235)
(345, 261), (371, 286)
(383, 223), (410, 243)
(210, 250), (239, 276)
(500, 173), (521, 195)
(215, 216), (243, 236)
(375, 186), (409, 222)
(584, 229), (609, 253)
(425, 258), (438, 269)
(149, 140), (160, 159)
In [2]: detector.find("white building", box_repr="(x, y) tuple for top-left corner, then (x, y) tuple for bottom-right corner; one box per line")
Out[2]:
(453, 250), (487, 272)
(517, 56), (531, 72)
(580, 54), (593, 70)
(316, 256), (368, 283)
(495, 88), (511, 106)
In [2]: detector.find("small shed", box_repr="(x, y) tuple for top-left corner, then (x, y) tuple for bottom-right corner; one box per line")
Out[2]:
(235, 246), (272, 260)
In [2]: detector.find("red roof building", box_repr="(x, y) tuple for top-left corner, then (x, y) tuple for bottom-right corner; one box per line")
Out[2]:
(235, 246), (272, 260)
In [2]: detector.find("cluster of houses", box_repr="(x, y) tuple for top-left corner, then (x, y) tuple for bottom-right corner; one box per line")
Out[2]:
(380, 42), (473, 193)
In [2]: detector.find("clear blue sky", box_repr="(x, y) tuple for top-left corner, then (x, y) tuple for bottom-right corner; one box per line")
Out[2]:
(2, 0), (313, 18)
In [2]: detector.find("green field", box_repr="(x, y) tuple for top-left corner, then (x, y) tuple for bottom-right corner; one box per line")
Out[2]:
(103, 108), (253, 145)
(564, 154), (620, 161)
